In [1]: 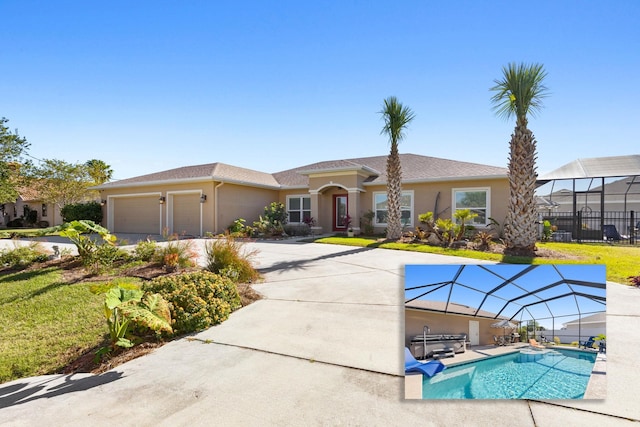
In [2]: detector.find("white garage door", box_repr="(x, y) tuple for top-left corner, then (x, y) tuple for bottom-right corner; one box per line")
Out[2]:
(172, 193), (200, 237)
(113, 196), (160, 234)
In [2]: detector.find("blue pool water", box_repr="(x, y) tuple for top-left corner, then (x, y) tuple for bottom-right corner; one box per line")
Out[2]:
(422, 348), (597, 399)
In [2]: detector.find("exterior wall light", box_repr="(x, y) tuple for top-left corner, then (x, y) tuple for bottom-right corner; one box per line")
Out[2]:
(200, 194), (207, 203)
(159, 196), (166, 204)
(100, 200), (107, 206)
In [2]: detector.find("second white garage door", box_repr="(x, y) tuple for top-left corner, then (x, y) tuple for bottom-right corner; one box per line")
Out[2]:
(171, 193), (201, 237)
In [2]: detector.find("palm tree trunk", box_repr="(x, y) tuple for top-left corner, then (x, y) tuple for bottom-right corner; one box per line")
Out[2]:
(386, 142), (403, 240)
(504, 117), (538, 256)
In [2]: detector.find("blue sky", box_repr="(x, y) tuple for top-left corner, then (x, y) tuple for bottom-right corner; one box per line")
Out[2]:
(405, 264), (606, 329)
(2, 1), (639, 181)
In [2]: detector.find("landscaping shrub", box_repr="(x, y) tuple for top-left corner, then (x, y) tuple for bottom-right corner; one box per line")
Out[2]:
(153, 236), (198, 270)
(204, 236), (259, 283)
(133, 239), (158, 262)
(253, 202), (287, 236)
(61, 201), (103, 223)
(0, 244), (49, 269)
(142, 271), (241, 335)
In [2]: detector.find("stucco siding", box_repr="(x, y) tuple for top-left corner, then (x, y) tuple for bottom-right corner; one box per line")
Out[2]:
(216, 184), (278, 233)
(405, 309), (511, 347)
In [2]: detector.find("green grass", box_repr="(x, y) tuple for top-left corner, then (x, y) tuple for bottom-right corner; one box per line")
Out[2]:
(314, 237), (640, 284)
(0, 268), (107, 383)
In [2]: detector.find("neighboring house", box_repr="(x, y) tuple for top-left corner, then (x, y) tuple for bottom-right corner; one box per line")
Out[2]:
(0, 187), (62, 228)
(538, 176), (640, 216)
(405, 300), (519, 348)
(544, 312), (606, 344)
(92, 153), (509, 237)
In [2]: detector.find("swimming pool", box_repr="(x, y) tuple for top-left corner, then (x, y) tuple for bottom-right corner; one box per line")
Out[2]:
(422, 348), (597, 399)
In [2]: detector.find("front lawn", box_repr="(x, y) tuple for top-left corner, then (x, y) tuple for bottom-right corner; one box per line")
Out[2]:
(0, 267), (107, 382)
(314, 237), (639, 284)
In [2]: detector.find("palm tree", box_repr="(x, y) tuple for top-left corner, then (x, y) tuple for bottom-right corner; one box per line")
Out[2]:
(490, 63), (549, 256)
(379, 96), (415, 240)
(85, 159), (114, 185)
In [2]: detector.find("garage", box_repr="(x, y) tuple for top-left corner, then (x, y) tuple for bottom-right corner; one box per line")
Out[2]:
(112, 196), (161, 234)
(171, 193), (201, 237)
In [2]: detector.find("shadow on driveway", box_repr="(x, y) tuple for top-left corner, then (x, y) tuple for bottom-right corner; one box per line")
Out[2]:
(0, 371), (123, 409)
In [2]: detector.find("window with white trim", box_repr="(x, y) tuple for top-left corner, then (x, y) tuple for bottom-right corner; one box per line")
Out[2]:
(373, 191), (413, 227)
(287, 195), (311, 224)
(452, 188), (490, 226)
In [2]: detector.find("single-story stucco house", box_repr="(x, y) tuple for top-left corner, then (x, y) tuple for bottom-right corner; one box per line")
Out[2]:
(92, 153), (509, 237)
(1, 188), (63, 228)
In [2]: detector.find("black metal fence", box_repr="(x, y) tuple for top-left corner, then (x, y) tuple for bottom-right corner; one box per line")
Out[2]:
(541, 210), (638, 244)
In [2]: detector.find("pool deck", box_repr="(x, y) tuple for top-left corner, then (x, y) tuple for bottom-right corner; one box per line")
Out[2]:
(405, 344), (606, 399)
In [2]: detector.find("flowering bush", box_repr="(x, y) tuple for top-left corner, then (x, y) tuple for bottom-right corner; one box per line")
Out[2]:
(142, 271), (241, 335)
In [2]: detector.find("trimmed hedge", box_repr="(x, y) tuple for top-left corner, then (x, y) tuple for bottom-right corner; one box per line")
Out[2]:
(61, 201), (103, 223)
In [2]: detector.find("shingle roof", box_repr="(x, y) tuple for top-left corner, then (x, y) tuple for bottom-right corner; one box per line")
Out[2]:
(273, 154), (507, 187)
(94, 154), (507, 190)
(94, 162), (280, 189)
(405, 299), (511, 320)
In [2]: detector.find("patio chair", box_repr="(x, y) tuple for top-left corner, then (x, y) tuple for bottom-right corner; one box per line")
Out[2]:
(529, 339), (545, 350)
(580, 336), (597, 350)
(404, 348), (446, 377)
(602, 224), (629, 243)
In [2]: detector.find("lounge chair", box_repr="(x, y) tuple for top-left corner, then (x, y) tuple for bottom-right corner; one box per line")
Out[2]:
(529, 339), (545, 350)
(603, 224), (629, 243)
(404, 347), (446, 377)
(580, 336), (597, 350)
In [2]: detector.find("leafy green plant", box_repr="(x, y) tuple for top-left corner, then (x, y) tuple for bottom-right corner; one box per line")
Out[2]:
(94, 285), (172, 356)
(204, 236), (259, 283)
(542, 220), (553, 241)
(361, 210), (375, 235)
(142, 271), (241, 335)
(474, 231), (495, 251)
(133, 239), (158, 262)
(47, 220), (117, 271)
(253, 202), (288, 237)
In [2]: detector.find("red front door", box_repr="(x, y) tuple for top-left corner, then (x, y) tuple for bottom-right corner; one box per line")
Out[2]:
(333, 194), (348, 231)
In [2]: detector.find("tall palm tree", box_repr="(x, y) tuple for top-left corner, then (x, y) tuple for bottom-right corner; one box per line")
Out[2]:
(490, 62), (549, 256)
(85, 159), (113, 185)
(380, 96), (415, 240)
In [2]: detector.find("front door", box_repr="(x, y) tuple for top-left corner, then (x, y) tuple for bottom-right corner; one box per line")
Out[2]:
(469, 320), (480, 346)
(333, 195), (348, 231)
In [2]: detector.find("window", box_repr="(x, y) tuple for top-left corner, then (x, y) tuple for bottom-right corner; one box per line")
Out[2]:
(452, 188), (490, 226)
(373, 191), (413, 227)
(287, 196), (311, 223)
(42, 203), (48, 217)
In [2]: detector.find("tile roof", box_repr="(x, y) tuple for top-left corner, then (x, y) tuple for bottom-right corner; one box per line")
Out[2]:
(95, 154), (507, 190)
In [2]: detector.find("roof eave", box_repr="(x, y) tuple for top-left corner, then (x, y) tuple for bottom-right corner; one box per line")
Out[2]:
(363, 174), (508, 186)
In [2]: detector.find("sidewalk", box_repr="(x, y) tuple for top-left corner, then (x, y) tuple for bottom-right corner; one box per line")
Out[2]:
(0, 240), (638, 426)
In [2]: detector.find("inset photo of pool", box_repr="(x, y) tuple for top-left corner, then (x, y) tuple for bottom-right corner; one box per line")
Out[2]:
(403, 264), (606, 399)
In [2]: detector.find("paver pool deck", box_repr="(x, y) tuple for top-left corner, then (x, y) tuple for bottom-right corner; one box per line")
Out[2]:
(0, 238), (638, 426)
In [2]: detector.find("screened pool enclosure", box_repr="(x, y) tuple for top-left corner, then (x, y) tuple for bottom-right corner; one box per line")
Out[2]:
(405, 264), (606, 345)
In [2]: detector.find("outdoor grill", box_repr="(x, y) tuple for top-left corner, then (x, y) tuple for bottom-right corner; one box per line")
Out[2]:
(409, 333), (467, 360)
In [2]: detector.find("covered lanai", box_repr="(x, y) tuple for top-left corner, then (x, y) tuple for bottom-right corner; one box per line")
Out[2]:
(405, 264), (606, 350)
(536, 154), (640, 243)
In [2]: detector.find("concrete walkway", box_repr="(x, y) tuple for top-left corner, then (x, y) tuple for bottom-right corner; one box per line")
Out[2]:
(0, 239), (638, 426)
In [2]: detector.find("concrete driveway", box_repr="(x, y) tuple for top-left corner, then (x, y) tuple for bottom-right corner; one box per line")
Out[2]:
(0, 239), (639, 426)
